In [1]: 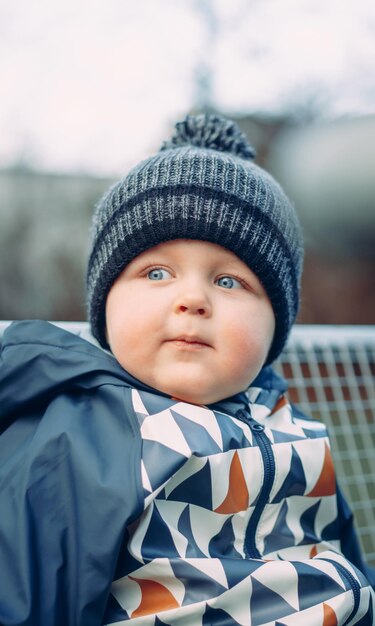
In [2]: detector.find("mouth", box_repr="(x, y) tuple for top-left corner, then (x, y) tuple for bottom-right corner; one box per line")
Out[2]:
(167, 335), (212, 349)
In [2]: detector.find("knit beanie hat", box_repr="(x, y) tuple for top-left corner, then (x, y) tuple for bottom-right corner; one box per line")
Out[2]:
(87, 113), (303, 364)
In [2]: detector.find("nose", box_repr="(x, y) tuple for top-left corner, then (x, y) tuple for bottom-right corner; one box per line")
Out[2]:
(173, 282), (212, 317)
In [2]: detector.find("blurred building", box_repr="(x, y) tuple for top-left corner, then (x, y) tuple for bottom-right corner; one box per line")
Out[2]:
(236, 114), (375, 325)
(0, 168), (112, 321)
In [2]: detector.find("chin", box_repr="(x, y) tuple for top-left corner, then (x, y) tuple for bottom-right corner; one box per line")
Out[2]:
(166, 391), (206, 405)
(166, 387), (223, 406)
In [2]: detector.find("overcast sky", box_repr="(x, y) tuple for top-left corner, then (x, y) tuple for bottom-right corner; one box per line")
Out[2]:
(1, 0), (375, 176)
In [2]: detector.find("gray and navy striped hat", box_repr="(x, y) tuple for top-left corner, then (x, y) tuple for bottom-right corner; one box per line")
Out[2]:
(87, 113), (303, 364)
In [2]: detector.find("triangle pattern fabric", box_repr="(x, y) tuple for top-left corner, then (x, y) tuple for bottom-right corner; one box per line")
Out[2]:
(208, 516), (241, 559)
(220, 557), (264, 589)
(294, 561), (347, 611)
(215, 411), (254, 449)
(167, 458), (213, 510)
(183, 558), (228, 589)
(307, 443), (336, 497)
(271, 429), (306, 444)
(142, 440), (189, 492)
(164, 455), (207, 498)
(298, 501), (321, 546)
(170, 559), (227, 606)
(141, 408), (192, 458)
(129, 576), (180, 618)
(131, 389), (150, 425)
(138, 390), (178, 416)
(214, 451), (249, 514)
(293, 556), (347, 590)
(322, 602), (338, 626)
(272, 445), (307, 503)
(355, 591), (374, 625)
(171, 403), (224, 450)
(249, 577), (296, 625)
(102, 376), (375, 626)
(152, 500), (189, 558)
(171, 410), (223, 456)
(140, 502), (183, 560)
(187, 505), (233, 557)
(154, 617), (170, 625)
(263, 501), (295, 554)
(177, 505), (207, 559)
(206, 574), (253, 625)
(251, 561), (299, 611)
(202, 604), (243, 625)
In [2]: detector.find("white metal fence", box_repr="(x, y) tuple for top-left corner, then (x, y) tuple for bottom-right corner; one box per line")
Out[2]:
(274, 325), (375, 565)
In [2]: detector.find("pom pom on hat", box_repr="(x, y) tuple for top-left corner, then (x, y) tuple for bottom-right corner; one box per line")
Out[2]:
(87, 113), (303, 365)
(161, 114), (256, 160)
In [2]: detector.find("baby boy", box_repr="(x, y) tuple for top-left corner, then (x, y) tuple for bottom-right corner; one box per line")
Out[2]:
(0, 114), (373, 625)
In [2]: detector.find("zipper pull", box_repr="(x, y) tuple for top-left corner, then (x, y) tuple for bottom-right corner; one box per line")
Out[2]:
(249, 422), (265, 432)
(237, 409), (265, 432)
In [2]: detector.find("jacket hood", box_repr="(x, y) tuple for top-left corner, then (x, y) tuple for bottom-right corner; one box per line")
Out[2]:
(0, 320), (287, 427)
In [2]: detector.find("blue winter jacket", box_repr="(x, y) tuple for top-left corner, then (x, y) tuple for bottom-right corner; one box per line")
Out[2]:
(0, 321), (374, 625)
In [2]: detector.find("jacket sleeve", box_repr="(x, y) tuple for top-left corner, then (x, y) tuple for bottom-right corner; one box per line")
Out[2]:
(0, 384), (143, 626)
(335, 481), (375, 589)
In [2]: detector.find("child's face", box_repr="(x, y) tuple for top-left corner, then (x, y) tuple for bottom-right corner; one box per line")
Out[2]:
(105, 239), (275, 405)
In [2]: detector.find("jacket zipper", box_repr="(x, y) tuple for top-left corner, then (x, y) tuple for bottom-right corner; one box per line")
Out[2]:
(235, 409), (364, 621)
(235, 408), (276, 559)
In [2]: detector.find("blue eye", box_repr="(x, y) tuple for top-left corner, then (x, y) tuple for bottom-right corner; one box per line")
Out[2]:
(147, 268), (171, 280)
(216, 276), (242, 289)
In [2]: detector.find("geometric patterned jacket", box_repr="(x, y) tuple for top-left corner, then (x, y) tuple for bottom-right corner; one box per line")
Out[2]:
(0, 321), (374, 626)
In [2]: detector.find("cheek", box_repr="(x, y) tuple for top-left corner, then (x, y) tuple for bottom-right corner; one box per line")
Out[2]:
(223, 309), (274, 370)
(108, 321), (151, 378)
(226, 331), (262, 368)
(106, 292), (139, 363)
(106, 286), (162, 371)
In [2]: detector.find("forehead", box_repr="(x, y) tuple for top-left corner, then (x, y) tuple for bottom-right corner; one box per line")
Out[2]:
(133, 239), (242, 263)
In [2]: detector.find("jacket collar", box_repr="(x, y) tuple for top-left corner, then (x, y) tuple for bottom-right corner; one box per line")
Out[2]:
(1, 320), (287, 420)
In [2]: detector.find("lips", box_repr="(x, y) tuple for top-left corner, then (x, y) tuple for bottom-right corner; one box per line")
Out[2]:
(167, 335), (212, 348)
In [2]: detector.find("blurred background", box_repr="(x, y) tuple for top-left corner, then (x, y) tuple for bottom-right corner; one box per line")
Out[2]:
(1, 0), (374, 325)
